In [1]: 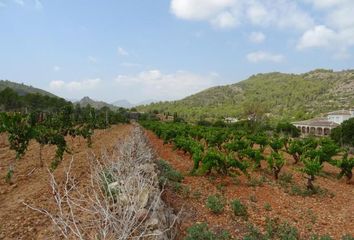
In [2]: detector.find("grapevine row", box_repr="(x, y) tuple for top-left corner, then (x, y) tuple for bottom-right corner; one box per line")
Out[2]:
(140, 120), (354, 191)
(0, 105), (129, 183)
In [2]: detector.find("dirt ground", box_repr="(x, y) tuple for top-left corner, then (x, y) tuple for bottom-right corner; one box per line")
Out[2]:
(0, 124), (133, 240)
(0, 125), (353, 240)
(144, 130), (354, 239)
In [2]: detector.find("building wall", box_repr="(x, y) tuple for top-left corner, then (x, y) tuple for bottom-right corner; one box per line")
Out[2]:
(327, 114), (351, 124)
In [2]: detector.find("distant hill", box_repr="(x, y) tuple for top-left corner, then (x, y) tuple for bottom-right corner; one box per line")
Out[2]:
(136, 99), (157, 106)
(0, 80), (57, 97)
(112, 99), (157, 108)
(77, 97), (119, 110)
(112, 99), (134, 108)
(138, 69), (354, 121)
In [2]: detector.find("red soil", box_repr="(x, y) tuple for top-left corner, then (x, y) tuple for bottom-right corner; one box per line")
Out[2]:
(144, 130), (354, 239)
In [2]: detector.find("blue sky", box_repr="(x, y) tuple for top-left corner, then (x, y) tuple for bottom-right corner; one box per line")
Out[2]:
(0, 0), (354, 103)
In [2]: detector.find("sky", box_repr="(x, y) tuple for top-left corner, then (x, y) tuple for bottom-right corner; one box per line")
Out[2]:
(0, 0), (354, 103)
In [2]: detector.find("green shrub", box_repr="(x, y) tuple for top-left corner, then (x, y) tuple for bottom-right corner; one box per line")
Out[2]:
(184, 223), (231, 240)
(157, 159), (184, 184)
(231, 199), (248, 217)
(247, 176), (266, 187)
(216, 183), (227, 192)
(264, 202), (272, 211)
(206, 194), (225, 214)
(265, 218), (299, 240)
(342, 235), (354, 240)
(310, 235), (333, 240)
(243, 224), (264, 240)
(192, 190), (202, 199)
(184, 223), (215, 240)
(279, 172), (293, 183)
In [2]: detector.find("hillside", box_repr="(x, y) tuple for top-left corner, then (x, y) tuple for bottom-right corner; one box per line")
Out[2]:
(77, 96), (120, 110)
(0, 80), (57, 97)
(138, 69), (354, 121)
(112, 99), (134, 108)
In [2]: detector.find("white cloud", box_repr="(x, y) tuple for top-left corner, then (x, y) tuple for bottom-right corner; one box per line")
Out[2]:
(249, 31), (266, 43)
(246, 1), (268, 25)
(326, 5), (354, 29)
(53, 65), (61, 72)
(115, 70), (217, 100)
(50, 78), (101, 91)
(88, 56), (98, 63)
(170, 0), (314, 30)
(211, 11), (238, 29)
(118, 47), (129, 56)
(247, 51), (285, 63)
(297, 25), (354, 58)
(304, 0), (351, 9)
(13, 0), (24, 6)
(49, 80), (65, 90)
(296, 1), (354, 58)
(297, 25), (336, 50)
(170, 0), (235, 20)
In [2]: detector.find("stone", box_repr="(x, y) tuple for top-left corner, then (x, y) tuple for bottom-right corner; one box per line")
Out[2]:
(146, 218), (159, 230)
(138, 188), (150, 208)
(108, 181), (119, 191)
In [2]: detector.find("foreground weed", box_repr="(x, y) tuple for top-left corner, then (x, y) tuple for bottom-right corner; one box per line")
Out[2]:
(184, 223), (231, 240)
(206, 194), (225, 214)
(192, 190), (202, 199)
(247, 176), (266, 187)
(264, 202), (272, 211)
(231, 199), (248, 218)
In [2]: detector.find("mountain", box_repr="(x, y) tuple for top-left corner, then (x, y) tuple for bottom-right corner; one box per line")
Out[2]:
(77, 97), (119, 110)
(112, 99), (157, 108)
(0, 80), (57, 97)
(136, 99), (157, 106)
(112, 99), (133, 108)
(138, 69), (354, 121)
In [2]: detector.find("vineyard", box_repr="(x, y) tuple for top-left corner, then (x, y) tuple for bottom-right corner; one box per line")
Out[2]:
(141, 120), (354, 239)
(140, 121), (354, 187)
(0, 105), (128, 183)
(1, 106), (354, 239)
(0, 123), (181, 239)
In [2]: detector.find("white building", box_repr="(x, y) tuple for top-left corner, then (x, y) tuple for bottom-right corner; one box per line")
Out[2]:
(292, 109), (354, 136)
(326, 110), (354, 124)
(224, 117), (238, 123)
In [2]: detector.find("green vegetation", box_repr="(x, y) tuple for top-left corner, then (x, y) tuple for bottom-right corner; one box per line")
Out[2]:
(264, 202), (272, 211)
(267, 151), (285, 180)
(230, 199), (248, 218)
(157, 159), (184, 186)
(138, 69), (354, 121)
(0, 80), (57, 97)
(141, 121), (350, 191)
(206, 194), (225, 214)
(0, 87), (69, 112)
(243, 218), (299, 240)
(331, 118), (354, 147)
(334, 152), (354, 182)
(0, 102), (129, 182)
(184, 223), (231, 240)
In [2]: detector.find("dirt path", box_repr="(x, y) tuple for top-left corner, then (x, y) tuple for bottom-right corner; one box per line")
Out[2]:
(0, 124), (133, 240)
(144, 129), (354, 239)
